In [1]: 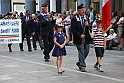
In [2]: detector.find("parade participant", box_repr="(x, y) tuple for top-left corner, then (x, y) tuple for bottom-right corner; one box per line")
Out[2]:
(19, 10), (35, 52)
(5, 12), (13, 52)
(71, 3), (91, 72)
(31, 14), (44, 50)
(52, 24), (67, 74)
(89, 17), (107, 72)
(38, 3), (54, 62)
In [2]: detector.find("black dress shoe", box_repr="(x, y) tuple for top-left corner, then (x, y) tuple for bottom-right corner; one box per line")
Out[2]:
(28, 49), (32, 52)
(45, 59), (49, 62)
(20, 49), (24, 51)
(76, 62), (81, 70)
(76, 62), (80, 66)
(41, 48), (44, 50)
(80, 68), (86, 72)
(34, 48), (37, 50)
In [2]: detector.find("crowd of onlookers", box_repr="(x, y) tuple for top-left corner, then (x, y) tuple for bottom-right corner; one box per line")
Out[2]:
(0, 8), (124, 51)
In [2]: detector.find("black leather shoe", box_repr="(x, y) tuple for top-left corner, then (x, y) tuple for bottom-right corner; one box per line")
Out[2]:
(76, 62), (80, 66)
(76, 62), (81, 70)
(34, 48), (37, 50)
(45, 59), (49, 62)
(20, 49), (24, 51)
(28, 49), (32, 52)
(41, 48), (44, 50)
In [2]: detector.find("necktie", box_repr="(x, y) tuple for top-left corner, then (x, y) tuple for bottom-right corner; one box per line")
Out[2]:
(81, 17), (84, 29)
(26, 16), (29, 23)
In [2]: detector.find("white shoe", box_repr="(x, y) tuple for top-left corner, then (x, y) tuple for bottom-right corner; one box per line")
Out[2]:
(98, 66), (104, 72)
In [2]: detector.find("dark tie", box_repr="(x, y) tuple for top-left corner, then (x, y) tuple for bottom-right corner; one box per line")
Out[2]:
(81, 17), (84, 29)
(26, 16), (29, 23)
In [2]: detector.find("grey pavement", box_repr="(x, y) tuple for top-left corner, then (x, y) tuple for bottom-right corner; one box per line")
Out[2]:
(0, 42), (124, 83)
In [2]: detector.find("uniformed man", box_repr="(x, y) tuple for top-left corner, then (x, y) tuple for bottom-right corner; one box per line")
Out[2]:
(31, 14), (44, 50)
(19, 10), (35, 52)
(38, 3), (54, 62)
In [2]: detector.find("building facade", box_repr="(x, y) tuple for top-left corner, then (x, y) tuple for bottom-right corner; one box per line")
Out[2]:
(0, 0), (124, 14)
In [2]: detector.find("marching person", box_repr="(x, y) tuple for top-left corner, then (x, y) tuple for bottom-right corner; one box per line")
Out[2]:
(31, 14), (44, 50)
(89, 17), (107, 72)
(38, 3), (54, 62)
(19, 10), (35, 52)
(5, 12), (13, 52)
(71, 3), (91, 72)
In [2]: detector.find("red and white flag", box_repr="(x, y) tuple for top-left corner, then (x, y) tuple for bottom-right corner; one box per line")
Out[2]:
(102, 0), (111, 33)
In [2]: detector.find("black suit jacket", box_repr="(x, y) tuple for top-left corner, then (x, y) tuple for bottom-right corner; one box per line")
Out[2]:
(21, 16), (34, 35)
(71, 14), (91, 45)
(38, 13), (54, 37)
(31, 18), (41, 35)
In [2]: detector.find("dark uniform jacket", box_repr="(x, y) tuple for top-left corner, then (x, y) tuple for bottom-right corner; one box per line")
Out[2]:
(31, 18), (41, 35)
(21, 16), (34, 35)
(38, 13), (54, 37)
(71, 14), (91, 45)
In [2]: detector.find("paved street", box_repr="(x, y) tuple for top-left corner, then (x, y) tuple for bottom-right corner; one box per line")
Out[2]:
(0, 42), (124, 83)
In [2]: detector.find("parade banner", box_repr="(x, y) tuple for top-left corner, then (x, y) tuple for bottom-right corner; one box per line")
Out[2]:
(0, 19), (22, 44)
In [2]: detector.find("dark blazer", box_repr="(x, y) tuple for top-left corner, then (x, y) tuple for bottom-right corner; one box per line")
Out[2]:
(31, 18), (41, 35)
(21, 16), (34, 35)
(71, 14), (91, 45)
(38, 13), (54, 37)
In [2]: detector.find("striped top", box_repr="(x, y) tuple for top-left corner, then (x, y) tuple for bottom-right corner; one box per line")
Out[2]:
(92, 27), (107, 47)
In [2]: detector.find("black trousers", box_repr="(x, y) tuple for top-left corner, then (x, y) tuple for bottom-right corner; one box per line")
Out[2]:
(32, 33), (44, 49)
(8, 44), (12, 47)
(42, 36), (54, 59)
(106, 40), (118, 48)
(19, 33), (32, 50)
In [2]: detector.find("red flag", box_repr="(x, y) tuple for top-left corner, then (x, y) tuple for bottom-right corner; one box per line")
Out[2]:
(102, 0), (111, 33)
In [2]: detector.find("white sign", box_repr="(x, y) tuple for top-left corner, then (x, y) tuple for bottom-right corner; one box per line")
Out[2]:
(0, 19), (22, 44)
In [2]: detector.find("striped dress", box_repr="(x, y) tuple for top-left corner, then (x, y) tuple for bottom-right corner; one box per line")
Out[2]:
(92, 27), (107, 48)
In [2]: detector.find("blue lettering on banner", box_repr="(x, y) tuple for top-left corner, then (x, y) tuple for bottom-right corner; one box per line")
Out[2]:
(0, 21), (19, 26)
(8, 39), (19, 42)
(1, 29), (11, 33)
(0, 39), (4, 42)
(11, 28), (19, 33)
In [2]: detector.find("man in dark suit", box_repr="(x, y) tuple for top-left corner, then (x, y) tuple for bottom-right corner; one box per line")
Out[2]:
(38, 4), (54, 62)
(71, 4), (91, 72)
(19, 10), (35, 52)
(31, 14), (44, 50)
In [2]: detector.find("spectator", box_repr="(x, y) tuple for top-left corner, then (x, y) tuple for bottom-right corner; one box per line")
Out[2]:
(106, 29), (118, 50)
(56, 14), (63, 26)
(63, 11), (71, 44)
(117, 11), (124, 50)
(111, 11), (119, 33)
